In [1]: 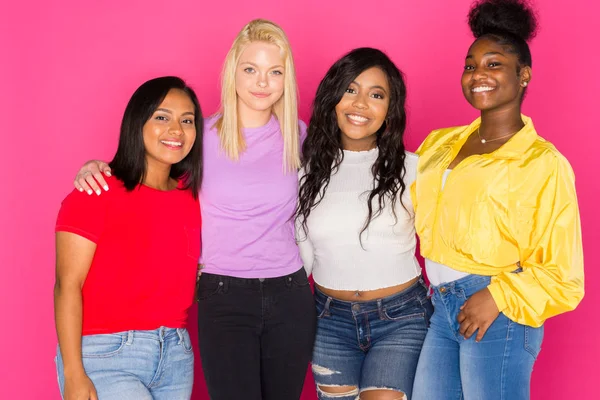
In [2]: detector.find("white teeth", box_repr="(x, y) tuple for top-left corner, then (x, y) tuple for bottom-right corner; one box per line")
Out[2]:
(347, 114), (368, 123)
(472, 86), (495, 93)
(161, 140), (182, 147)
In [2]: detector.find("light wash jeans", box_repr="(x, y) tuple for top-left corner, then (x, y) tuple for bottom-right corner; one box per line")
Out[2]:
(56, 327), (194, 400)
(413, 274), (544, 400)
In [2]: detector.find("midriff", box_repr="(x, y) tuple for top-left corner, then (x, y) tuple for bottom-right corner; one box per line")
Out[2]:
(316, 276), (420, 302)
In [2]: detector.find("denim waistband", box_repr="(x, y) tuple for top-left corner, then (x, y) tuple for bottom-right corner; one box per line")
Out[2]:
(101, 327), (187, 343)
(431, 274), (492, 298)
(315, 278), (427, 315)
(200, 267), (306, 288)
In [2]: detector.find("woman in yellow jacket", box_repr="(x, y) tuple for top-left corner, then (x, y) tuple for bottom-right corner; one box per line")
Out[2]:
(412, 1), (584, 399)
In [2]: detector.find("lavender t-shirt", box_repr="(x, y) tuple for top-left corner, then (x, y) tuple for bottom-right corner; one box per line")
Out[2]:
(199, 115), (306, 278)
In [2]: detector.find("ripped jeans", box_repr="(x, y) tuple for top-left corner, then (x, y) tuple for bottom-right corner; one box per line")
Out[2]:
(311, 279), (432, 400)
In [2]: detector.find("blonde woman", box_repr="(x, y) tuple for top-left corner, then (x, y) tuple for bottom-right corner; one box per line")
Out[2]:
(72, 20), (315, 400)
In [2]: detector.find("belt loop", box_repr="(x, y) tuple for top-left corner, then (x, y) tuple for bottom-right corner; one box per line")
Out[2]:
(377, 299), (385, 320)
(126, 331), (134, 345)
(324, 296), (332, 317)
(176, 328), (184, 344)
(221, 276), (228, 293)
(427, 284), (434, 298)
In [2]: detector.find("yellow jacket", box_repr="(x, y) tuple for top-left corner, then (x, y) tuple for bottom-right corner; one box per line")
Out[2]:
(412, 116), (584, 327)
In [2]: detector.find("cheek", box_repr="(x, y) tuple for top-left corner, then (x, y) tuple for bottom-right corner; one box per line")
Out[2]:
(270, 76), (285, 92)
(235, 73), (250, 93)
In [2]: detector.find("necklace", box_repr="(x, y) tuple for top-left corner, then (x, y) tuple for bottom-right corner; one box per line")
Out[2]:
(476, 128), (517, 144)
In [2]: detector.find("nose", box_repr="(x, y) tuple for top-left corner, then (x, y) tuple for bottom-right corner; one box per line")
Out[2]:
(471, 65), (488, 81)
(169, 120), (184, 135)
(352, 92), (368, 109)
(257, 73), (267, 88)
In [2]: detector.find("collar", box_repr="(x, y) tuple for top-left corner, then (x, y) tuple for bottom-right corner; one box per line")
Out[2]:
(450, 115), (539, 160)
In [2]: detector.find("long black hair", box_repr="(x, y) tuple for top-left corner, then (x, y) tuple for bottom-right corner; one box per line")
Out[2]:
(109, 76), (203, 198)
(468, 0), (538, 69)
(297, 47), (407, 240)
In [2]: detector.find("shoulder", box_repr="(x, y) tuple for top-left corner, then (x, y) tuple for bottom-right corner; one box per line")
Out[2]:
(527, 137), (575, 181)
(299, 119), (308, 144)
(203, 115), (220, 134)
(404, 150), (418, 166)
(416, 124), (471, 156)
(62, 175), (122, 207)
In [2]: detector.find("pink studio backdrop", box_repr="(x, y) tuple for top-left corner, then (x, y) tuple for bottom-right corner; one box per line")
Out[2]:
(1, 0), (598, 398)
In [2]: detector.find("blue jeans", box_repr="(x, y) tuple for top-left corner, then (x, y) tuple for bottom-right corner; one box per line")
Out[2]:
(56, 328), (194, 400)
(413, 274), (544, 400)
(312, 279), (432, 400)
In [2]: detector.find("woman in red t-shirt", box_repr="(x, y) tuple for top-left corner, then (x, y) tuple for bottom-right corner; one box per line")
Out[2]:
(54, 76), (203, 400)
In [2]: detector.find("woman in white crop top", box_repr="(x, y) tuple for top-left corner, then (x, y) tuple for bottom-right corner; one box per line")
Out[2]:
(296, 48), (432, 400)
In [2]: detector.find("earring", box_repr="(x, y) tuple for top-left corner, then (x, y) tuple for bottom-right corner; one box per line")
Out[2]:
(521, 81), (528, 87)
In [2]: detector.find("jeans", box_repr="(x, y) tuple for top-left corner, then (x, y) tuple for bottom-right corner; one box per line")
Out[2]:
(196, 267), (317, 400)
(413, 274), (544, 400)
(311, 279), (432, 400)
(55, 328), (194, 400)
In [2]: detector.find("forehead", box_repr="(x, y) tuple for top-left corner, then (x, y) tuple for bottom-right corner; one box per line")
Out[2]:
(354, 67), (389, 88)
(467, 37), (517, 60)
(158, 89), (194, 111)
(238, 41), (283, 65)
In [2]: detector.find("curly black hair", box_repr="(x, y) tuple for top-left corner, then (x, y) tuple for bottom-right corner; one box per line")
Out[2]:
(468, 0), (538, 67)
(296, 47), (407, 242)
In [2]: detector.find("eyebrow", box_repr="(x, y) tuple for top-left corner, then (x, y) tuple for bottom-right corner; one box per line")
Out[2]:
(155, 108), (195, 116)
(239, 61), (285, 69)
(351, 80), (389, 94)
(466, 51), (507, 59)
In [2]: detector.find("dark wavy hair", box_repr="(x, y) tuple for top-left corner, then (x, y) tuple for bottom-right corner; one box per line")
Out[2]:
(468, 0), (538, 69)
(109, 76), (203, 198)
(296, 47), (407, 241)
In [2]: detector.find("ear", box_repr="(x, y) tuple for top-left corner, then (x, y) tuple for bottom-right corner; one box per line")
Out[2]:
(519, 66), (532, 87)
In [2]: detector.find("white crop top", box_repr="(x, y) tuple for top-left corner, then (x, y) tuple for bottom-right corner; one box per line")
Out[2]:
(296, 149), (421, 291)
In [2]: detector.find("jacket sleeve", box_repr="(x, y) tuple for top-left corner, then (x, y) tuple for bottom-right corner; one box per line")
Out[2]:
(487, 156), (584, 327)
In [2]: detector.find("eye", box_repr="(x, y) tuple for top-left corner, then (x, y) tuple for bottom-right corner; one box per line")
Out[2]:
(371, 93), (385, 100)
(488, 62), (501, 67)
(182, 118), (194, 125)
(271, 70), (283, 75)
(464, 65), (475, 71)
(244, 67), (255, 73)
(155, 115), (168, 121)
(345, 88), (356, 94)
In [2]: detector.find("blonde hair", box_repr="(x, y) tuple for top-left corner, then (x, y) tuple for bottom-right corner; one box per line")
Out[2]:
(214, 19), (300, 171)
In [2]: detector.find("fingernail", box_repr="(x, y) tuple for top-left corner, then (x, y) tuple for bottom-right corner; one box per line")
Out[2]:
(78, 188), (84, 192)
(96, 190), (101, 195)
(87, 190), (93, 195)
(103, 185), (109, 191)
(106, 171), (112, 177)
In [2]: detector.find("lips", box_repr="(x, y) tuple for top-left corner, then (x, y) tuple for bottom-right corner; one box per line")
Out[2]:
(251, 92), (271, 98)
(160, 139), (183, 150)
(345, 113), (370, 125)
(471, 85), (496, 93)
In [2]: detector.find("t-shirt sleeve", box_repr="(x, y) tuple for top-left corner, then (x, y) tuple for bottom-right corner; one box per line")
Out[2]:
(56, 189), (106, 243)
(299, 120), (308, 146)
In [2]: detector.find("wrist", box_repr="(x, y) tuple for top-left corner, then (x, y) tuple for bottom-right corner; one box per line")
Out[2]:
(63, 364), (86, 379)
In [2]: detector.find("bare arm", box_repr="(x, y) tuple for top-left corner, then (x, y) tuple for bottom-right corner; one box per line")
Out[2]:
(74, 161), (111, 196)
(54, 231), (98, 400)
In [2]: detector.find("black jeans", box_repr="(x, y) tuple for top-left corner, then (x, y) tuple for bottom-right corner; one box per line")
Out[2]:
(197, 268), (317, 400)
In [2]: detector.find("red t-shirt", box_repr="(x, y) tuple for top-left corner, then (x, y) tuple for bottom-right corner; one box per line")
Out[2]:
(56, 176), (201, 335)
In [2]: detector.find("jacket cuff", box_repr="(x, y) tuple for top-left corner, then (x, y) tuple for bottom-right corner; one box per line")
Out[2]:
(487, 280), (508, 312)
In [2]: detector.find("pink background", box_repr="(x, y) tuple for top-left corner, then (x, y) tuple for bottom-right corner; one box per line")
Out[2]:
(1, 0), (598, 398)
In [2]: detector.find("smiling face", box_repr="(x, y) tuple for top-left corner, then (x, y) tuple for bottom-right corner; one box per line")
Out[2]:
(143, 89), (196, 170)
(235, 41), (285, 117)
(335, 67), (390, 151)
(461, 37), (531, 113)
